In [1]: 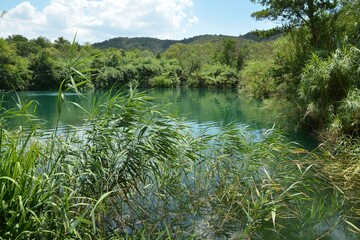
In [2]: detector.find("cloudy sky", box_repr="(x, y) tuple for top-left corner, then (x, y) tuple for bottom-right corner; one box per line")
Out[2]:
(0, 0), (277, 43)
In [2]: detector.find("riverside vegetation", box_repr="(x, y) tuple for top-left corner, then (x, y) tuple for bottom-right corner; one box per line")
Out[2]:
(1, 0), (360, 238)
(1, 84), (358, 239)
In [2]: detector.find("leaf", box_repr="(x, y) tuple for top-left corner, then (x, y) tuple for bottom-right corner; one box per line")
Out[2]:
(0, 176), (20, 188)
(271, 208), (276, 229)
(90, 190), (117, 234)
(344, 220), (360, 234)
(69, 75), (78, 93)
(76, 217), (92, 225)
(57, 80), (66, 116)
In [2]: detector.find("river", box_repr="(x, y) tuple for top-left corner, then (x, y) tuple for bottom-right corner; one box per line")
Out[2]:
(1, 88), (316, 149)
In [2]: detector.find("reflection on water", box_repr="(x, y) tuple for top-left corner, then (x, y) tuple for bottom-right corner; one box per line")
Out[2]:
(2, 88), (316, 148)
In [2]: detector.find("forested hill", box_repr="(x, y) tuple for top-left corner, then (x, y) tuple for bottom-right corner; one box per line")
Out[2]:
(92, 33), (259, 52)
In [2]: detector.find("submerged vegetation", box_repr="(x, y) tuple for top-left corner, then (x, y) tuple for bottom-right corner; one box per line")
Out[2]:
(1, 0), (360, 238)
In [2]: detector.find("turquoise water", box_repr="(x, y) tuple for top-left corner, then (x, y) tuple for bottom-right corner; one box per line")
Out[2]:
(1, 88), (316, 148)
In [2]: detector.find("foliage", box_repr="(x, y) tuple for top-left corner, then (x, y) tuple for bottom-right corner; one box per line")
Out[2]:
(164, 43), (213, 82)
(1, 89), (353, 239)
(251, 26), (284, 40)
(240, 60), (275, 98)
(94, 67), (126, 89)
(0, 39), (31, 90)
(6, 35), (40, 57)
(28, 50), (61, 90)
(92, 34), (254, 53)
(299, 46), (360, 135)
(271, 28), (314, 96)
(336, 0), (360, 47)
(239, 40), (278, 98)
(148, 74), (179, 87)
(0, 97), (55, 239)
(304, 135), (360, 235)
(190, 64), (239, 88)
(250, 0), (338, 48)
(0, 33), (251, 91)
(218, 38), (246, 70)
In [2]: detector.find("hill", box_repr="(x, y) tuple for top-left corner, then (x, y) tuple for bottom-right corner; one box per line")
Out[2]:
(92, 33), (260, 52)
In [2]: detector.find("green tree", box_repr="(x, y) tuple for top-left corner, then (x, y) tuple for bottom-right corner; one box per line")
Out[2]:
(165, 43), (216, 84)
(29, 50), (60, 90)
(31, 36), (52, 48)
(7, 34), (39, 57)
(219, 38), (246, 70)
(336, 0), (360, 47)
(0, 39), (30, 90)
(54, 37), (71, 53)
(250, 0), (338, 48)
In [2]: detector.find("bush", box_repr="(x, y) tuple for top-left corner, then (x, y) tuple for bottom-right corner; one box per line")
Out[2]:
(189, 64), (239, 88)
(148, 74), (179, 87)
(299, 46), (360, 135)
(239, 60), (276, 98)
(93, 67), (125, 89)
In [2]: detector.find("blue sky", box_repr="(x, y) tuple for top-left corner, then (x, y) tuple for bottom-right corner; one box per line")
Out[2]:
(0, 0), (276, 43)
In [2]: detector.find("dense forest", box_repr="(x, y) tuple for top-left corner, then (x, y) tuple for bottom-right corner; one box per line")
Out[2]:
(0, 34), (250, 91)
(0, 0), (359, 238)
(92, 34), (260, 52)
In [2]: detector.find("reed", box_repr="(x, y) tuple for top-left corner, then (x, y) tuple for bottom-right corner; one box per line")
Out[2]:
(1, 88), (357, 239)
(0, 39), (357, 239)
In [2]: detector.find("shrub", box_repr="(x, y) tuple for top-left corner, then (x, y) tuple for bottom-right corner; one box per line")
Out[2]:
(239, 60), (276, 98)
(189, 64), (239, 88)
(299, 46), (360, 135)
(148, 74), (179, 87)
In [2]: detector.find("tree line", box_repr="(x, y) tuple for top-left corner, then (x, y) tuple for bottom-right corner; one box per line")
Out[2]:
(0, 35), (248, 91)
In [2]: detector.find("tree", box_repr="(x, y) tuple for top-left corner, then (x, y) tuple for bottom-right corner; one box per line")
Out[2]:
(54, 37), (71, 52)
(336, 0), (360, 47)
(0, 39), (30, 90)
(7, 34), (39, 57)
(31, 36), (52, 48)
(219, 38), (246, 70)
(250, 0), (338, 48)
(29, 50), (60, 90)
(165, 43), (216, 84)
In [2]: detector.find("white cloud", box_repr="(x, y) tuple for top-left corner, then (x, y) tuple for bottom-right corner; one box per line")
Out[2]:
(0, 0), (198, 43)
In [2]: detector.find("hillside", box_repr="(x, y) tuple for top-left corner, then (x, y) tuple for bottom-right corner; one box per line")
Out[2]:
(92, 33), (260, 52)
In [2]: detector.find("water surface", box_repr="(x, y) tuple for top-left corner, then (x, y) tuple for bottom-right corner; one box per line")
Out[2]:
(1, 88), (316, 148)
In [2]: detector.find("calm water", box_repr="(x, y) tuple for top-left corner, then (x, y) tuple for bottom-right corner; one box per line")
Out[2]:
(1, 88), (316, 148)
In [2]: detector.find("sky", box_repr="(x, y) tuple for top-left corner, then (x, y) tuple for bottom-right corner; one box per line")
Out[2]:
(0, 0), (277, 43)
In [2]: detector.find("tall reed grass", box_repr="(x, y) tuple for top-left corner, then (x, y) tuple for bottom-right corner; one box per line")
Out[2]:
(1, 87), (356, 239)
